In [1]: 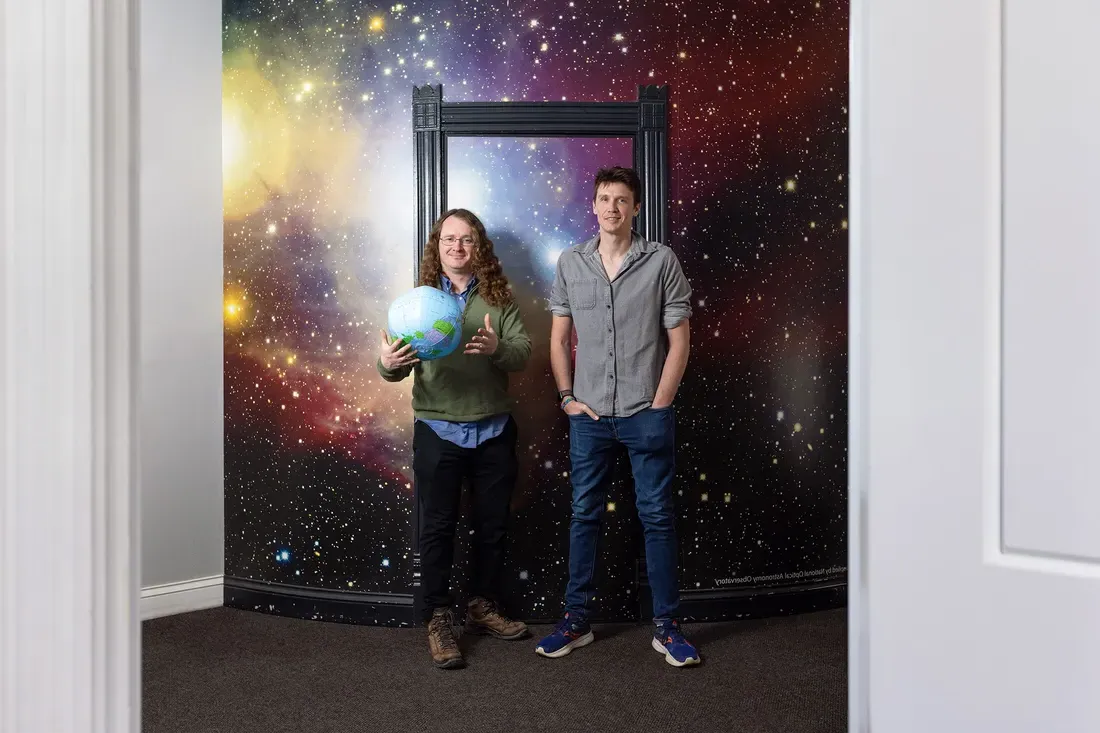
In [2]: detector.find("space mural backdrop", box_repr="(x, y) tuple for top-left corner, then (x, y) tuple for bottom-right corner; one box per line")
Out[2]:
(223, 0), (849, 621)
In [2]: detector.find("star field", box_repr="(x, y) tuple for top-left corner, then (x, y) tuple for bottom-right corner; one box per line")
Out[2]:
(222, 0), (849, 620)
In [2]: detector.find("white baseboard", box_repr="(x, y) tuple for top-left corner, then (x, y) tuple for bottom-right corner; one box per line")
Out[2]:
(141, 575), (224, 620)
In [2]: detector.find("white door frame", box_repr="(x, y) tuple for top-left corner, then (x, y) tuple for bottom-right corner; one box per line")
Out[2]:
(1, 0), (141, 731)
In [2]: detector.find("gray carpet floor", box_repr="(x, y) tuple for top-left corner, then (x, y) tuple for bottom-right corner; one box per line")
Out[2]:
(143, 607), (847, 733)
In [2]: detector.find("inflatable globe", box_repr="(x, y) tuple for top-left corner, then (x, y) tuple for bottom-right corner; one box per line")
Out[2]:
(386, 285), (464, 361)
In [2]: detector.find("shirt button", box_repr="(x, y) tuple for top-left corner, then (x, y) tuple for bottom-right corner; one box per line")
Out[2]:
(606, 304), (611, 309)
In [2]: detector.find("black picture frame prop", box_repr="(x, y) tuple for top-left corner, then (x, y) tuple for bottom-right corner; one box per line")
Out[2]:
(412, 84), (670, 271)
(410, 85), (671, 621)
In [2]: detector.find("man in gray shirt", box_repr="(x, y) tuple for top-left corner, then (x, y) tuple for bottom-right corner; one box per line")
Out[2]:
(534, 166), (700, 667)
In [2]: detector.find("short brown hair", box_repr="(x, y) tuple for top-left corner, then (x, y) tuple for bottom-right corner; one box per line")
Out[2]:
(592, 166), (642, 206)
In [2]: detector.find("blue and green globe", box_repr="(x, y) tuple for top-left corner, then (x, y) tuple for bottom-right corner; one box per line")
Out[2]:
(386, 286), (464, 361)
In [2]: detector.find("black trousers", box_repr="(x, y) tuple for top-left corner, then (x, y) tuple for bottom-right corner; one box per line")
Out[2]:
(413, 416), (518, 622)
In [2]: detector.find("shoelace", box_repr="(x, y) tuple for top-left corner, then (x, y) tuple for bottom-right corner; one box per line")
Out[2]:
(658, 624), (688, 646)
(430, 613), (458, 651)
(478, 601), (503, 623)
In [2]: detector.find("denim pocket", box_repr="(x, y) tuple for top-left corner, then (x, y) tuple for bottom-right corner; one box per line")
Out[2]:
(644, 406), (675, 439)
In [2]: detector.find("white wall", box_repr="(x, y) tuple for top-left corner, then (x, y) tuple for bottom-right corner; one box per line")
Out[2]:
(139, 0), (224, 606)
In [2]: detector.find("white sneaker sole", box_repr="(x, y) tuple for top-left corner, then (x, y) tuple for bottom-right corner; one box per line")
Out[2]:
(651, 636), (701, 667)
(535, 630), (595, 658)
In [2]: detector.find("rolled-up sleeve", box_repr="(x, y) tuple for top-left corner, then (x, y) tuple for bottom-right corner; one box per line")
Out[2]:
(548, 256), (571, 317)
(661, 250), (692, 330)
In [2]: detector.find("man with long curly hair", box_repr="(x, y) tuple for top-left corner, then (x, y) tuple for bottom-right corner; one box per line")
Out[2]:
(536, 166), (701, 667)
(377, 208), (532, 670)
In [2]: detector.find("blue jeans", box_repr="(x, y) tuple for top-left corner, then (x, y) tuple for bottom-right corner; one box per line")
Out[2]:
(565, 406), (679, 622)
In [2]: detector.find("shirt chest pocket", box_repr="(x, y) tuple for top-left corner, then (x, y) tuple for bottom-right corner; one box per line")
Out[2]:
(571, 278), (598, 310)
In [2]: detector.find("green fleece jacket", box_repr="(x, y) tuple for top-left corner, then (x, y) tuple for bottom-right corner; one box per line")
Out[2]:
(376, 284), (531, 421)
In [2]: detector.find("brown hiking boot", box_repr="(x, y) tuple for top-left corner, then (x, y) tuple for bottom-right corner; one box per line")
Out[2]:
(426, 608), (465, 670)
(465, 597), (529, 640)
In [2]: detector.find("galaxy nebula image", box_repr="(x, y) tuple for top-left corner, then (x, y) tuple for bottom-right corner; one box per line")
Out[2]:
(222, 0), (849, 621)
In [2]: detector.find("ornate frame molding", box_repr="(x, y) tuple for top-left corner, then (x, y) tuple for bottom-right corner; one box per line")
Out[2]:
(1, 0), (140, 729)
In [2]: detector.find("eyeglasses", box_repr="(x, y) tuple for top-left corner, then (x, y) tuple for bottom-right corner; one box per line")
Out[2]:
(440, 235), (476, 247)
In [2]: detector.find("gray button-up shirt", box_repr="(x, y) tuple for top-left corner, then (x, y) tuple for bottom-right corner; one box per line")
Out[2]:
(549, 231), (692, 417)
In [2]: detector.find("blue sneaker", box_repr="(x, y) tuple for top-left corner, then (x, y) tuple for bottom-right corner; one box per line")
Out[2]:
(535, 613), (595, 658)
(651, 619), (701, 667)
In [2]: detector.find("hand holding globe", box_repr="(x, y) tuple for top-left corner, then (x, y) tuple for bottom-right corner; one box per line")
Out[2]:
(384, 286), (465, 363)
(378, 331), (420, 370)
(383, 286), (507, 368)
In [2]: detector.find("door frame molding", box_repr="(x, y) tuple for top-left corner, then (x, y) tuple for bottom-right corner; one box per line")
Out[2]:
(1, 0), (141, 730)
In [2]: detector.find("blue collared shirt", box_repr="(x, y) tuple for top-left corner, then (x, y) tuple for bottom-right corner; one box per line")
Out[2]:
(417, 275), (510, 449)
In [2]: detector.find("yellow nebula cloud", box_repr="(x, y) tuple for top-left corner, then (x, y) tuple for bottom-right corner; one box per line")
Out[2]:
(222, 50), (292, 220)
(286, 106), (363, 230)
(226, 49), (366, 230)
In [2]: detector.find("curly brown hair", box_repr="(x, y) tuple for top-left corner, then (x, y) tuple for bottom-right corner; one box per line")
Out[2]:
(418, 208), (514, 308)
